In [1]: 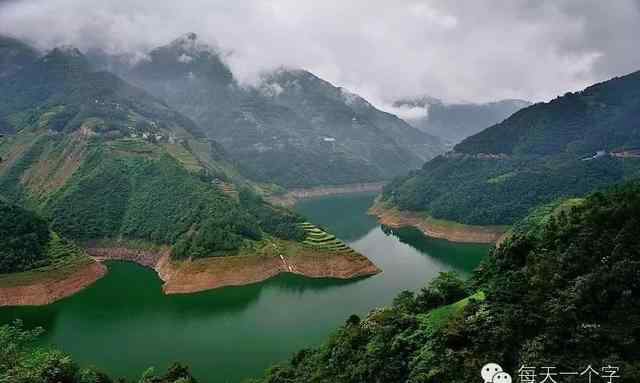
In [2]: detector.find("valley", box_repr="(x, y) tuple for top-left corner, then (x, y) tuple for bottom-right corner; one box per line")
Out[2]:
(0, 8), (639, 382)
(0, 193), (489, 382)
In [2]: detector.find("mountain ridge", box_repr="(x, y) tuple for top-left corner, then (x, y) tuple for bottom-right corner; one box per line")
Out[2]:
(0, 42), (306, 259)
(114, 34), (445, 188)
(394, 95), (531, 144)
(383, 69), (640, 225)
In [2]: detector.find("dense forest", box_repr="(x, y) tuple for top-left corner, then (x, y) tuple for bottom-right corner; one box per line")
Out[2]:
(1, 135), (304, 260)
(0, 199), (50, 273)
(384, 70), (640, 225)
(252, 181), (640, 383)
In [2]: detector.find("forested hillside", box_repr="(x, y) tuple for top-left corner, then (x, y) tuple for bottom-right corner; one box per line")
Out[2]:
(384, 70), (640, 225)
(456, 71), (640, 156)
(115, 33), (444, 188)
(0, 40), (305, 261)
(0, 199), (50, 273)
(252, 182), (640, 383)
(0, 198), (92, 278)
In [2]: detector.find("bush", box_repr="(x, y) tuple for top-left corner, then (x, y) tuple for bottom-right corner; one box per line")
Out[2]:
(0, 199), (51, 273)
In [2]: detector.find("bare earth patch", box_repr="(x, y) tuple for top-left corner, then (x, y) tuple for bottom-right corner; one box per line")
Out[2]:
(369, 198), (508, 244)
(87, 241), (380, 295)
(1, 240), (378, 305)
(267, 182), (386, 207)
(0, 258), (106, 307)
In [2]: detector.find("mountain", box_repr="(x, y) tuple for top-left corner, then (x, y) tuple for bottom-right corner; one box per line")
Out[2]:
(394, 96), (530, 144)
(0, 35), (38, 79)
(252, 182), (640, 382)
(383, 70), (640, 225)
(117, 33), (445, 188)
(0, 44), (306, 258)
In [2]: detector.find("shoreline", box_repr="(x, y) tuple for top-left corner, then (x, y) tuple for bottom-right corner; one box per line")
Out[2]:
(0, 240), (379, 306)
(369, 198), (508, 245)
(267, 181), (386, 207)
(0, 258), (107, 307)
(89, 242), (380, 295)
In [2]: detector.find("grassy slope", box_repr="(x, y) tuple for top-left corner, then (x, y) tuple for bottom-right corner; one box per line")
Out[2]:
(417, 291), (485, 333)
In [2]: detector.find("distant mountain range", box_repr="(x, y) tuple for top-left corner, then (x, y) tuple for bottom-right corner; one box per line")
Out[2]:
(90, 33), (446, 188)
(384, 70), (640, 225)
(393, 96), (530, 144)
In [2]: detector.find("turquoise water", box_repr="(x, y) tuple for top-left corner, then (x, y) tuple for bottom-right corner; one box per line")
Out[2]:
(0, 192), (489, 382)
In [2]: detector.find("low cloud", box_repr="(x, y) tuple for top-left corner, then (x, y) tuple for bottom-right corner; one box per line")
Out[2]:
(1, 0), (639, 106)
(381, 104), (429, 121)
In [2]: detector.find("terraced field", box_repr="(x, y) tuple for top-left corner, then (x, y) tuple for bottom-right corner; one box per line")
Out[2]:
(212, 179), (239, 199)
(298, 222), (353, 253)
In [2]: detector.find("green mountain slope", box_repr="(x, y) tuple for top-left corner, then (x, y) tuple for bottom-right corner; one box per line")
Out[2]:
(0, 198), (51, 273)
(0, 197), (90, 280)
(252, 182), (640, 383)
(394, 96), (530, 144)
(384, 70), (640, 225)
(118, 33), (445, 188)
(0, 45), (304, 259)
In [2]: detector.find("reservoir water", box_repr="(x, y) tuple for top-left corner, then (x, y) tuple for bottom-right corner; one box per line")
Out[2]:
(0, 193), (489, 382)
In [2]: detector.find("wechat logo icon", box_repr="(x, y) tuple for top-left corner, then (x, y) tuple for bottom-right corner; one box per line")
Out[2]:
(482, 363), (512, 383)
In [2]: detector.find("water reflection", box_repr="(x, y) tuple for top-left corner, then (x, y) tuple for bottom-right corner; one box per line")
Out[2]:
(295, 192), (379, 242)
(382, 225), (490, 273)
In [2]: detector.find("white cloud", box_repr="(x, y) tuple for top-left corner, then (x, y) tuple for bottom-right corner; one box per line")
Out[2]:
(177, 53), (193, 64)
(0, 0), (638, 106)
(382, 104), (429, 121)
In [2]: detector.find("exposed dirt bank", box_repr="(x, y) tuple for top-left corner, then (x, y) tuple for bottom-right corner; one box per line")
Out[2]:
(0, 259), (107, 307)
(268, 182), (386, 207)
(369, 199), (508, 244)
(87, 246), (169, 268)
(158, 248), (379, 294)
(88, 243), (380, 295)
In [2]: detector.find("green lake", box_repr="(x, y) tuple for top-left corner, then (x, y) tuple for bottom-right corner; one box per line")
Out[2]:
(0, 193), (489, 382)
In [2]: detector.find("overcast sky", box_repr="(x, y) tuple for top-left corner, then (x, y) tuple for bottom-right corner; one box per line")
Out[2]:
(1, 0), (639, 110)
